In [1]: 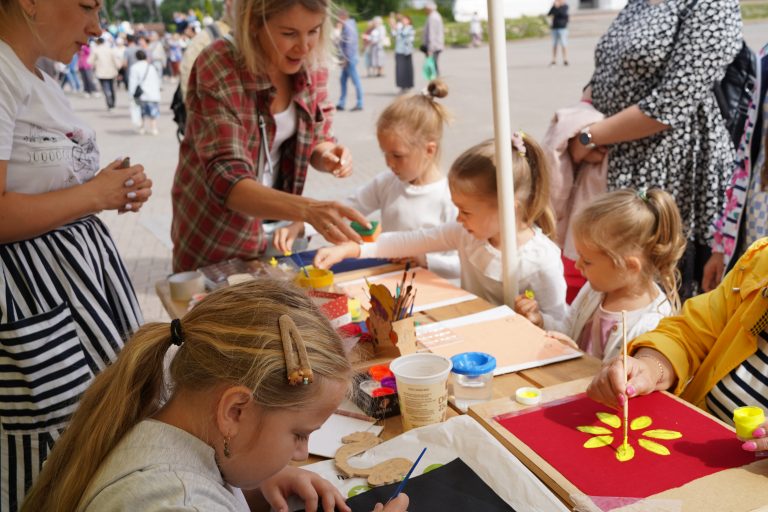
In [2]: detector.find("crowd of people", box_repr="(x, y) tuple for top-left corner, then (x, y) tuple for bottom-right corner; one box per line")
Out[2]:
(1, 0), (767, 511)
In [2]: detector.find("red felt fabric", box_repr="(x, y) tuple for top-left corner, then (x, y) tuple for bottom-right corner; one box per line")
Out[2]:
(496, 393), (755, 499)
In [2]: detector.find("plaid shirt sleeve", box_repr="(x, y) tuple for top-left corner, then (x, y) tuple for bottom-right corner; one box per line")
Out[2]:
(186, 50), (256, 207)
(312, 67), (336, 145)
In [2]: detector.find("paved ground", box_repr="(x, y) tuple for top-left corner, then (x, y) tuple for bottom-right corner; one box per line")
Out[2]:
(68, 13), (768, 322)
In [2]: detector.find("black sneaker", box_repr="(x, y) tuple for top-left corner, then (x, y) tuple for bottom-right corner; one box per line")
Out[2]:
(351, 106), (363, 111)
(336, 105), (345, 111)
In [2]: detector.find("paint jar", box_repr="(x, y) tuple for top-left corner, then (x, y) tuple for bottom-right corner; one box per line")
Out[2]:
(293, 266), (334, 291)
(733, 406), (765, 441)
(449, 352), (496, 413)
(390, 353), (452, 431)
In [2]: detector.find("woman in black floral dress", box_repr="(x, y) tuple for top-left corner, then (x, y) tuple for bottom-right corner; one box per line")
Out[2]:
(569, 0), (742, 297)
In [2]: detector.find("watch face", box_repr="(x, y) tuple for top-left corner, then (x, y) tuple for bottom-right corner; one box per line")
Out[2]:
(579, 131), (591, 146)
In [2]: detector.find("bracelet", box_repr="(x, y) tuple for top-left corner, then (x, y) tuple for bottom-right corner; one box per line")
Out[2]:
(635, 354), (665, 386)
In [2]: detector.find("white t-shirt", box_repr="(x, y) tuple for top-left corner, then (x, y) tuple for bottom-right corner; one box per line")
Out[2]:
(0, 41), (99, 194)
(345, 172), (460, 279)
(359, 223), (567, 319)
(79, 420), (249, 511)
(261, 102), (297, 188)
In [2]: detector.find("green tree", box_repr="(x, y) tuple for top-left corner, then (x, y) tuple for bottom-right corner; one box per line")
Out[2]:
(339, 0), (403, 20)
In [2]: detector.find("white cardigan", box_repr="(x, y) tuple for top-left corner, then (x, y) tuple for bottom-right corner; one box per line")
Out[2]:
(548, 282), (673, 361)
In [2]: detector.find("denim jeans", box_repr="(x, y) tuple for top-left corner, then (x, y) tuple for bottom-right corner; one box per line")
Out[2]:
(99, 78), (115, 109)
(337, 59), (363, 109)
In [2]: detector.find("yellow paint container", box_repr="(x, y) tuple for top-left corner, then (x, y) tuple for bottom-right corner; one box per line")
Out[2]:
(733, 406), (765, 440)
(515, 386), (542, 406)
(294, 266), (334, 291)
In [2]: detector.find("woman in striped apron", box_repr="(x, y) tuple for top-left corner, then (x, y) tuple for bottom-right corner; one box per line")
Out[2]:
(587, 238), (768, 454)
(0, 1), (152, 510)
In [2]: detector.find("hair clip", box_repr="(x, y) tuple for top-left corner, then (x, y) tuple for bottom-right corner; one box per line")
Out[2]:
(637, 187), (649, 202)
(279, 314), (313, 386)
(511, 131), (526, 156)
(170, 318), (184, 346)
(420, 86), (433, 99)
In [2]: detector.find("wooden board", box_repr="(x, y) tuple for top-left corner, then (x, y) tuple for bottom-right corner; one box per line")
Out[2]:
(470, 379), (768, 512)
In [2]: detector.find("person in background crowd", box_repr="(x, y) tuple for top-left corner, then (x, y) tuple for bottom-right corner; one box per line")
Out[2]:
(390, 12), (415, 93)
(129, 50), (162, 135)
(469, 11), (482, 48)
(422, 1), (444, 76)
(336, 9), (364, 111)
(89, 37), (121, 110)
(179, 0), (233, 100)
(77, 43), (98, 98)
(548, 0), (569, 66)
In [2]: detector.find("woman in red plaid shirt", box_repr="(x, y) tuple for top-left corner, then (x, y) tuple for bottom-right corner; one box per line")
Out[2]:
(171, 0), (370, 272)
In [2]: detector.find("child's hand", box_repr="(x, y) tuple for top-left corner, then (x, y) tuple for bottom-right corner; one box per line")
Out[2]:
(314, 242), (361, 269)
(545, 331), (579, 350)
(514, 294), (543, 328)
(372, 494), (409, 511)
(587, 352), (663, 409)
(259, 466), (351, 512)
(273, 222), (305, 254)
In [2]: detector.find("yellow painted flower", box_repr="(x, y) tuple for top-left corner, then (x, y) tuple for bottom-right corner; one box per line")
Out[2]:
(577, 412), (682, 463)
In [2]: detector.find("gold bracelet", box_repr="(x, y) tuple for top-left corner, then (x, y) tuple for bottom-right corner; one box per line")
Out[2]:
(635, 354), (664, 386)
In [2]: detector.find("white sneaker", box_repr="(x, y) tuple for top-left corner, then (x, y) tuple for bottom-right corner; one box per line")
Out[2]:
(150, 129), (159, 136)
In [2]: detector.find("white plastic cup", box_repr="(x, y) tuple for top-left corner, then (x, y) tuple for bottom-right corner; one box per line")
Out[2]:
(390, 353), (452, 431)
(168, 271), (205, 302)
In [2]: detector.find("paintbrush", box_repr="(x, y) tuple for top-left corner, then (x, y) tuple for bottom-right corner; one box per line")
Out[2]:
(293, 251), (311, 279)
(387, 447), (427, 503)
(622, 310), (628, 451)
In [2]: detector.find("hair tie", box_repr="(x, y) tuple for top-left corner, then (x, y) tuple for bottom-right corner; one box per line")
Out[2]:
(637, 187), (649, 202)
(170, 318), (184, 346)
(511, 131), (526, 157)
(420, 86), (433, 99)
(279, 315), (313, 386)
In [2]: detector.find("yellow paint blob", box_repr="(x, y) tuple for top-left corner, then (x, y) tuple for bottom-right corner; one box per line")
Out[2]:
(521, 390), (539, 398)
(584, 435), (614, 448)
(639, 438), (670, 456)
(597, 412), (621, 429)
(630, 416), (652, 430)
(616, 443), (635, 462)
(577, 426), (612, 435)
(642, 429), (682, 440)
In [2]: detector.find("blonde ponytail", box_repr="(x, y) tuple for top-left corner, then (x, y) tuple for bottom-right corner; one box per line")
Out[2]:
(22, 279), (351, 512)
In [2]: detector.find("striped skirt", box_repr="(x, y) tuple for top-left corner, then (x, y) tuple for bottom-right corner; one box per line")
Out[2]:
(0, 216), (142, 511)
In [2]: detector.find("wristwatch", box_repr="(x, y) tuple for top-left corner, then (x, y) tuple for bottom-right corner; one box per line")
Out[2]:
(578, 126), (597, 149)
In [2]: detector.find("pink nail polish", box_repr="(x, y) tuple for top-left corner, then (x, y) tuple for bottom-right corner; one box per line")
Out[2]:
(743, 441), (758, 451)
(617, 393), (625, 406)
(754, 428), (766, 438)
(626, 385), (636, 397)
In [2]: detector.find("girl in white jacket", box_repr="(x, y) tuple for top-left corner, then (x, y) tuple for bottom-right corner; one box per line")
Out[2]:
(520, 188), (686, 361)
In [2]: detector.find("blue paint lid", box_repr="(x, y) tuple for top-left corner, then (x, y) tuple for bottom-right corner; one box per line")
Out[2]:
(450, 352), (496, 376)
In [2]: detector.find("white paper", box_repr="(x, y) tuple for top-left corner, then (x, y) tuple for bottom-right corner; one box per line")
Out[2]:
(294, 416), (568, 512)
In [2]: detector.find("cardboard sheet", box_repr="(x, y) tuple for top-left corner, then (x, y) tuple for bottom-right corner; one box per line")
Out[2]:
(335, 267), (476, 313)
(416, 306), (581, 375)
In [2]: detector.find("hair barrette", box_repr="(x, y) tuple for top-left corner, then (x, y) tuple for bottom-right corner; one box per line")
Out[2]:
(279, 315), (313, 386)
(637, 187), (649, 202)
(511, 131), (526, 157)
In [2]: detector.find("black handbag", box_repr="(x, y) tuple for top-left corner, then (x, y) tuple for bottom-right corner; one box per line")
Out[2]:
(133, 64), (150, 103)
(676, 0), (757, 148)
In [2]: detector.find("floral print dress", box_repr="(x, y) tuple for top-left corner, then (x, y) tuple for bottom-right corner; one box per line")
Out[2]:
(590, 0), (742, 245)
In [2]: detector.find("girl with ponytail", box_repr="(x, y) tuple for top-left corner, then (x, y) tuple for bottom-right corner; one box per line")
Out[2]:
(314, 133), (568, 325)
(522, 188), (687, 361)
(22, 279), (408, 512)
